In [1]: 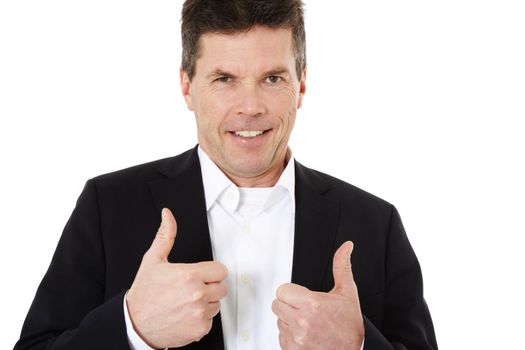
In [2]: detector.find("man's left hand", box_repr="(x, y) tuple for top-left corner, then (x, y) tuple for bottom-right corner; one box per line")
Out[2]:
(272, 241), (364, 350)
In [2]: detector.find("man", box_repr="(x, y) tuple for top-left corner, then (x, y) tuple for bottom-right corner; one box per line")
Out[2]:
(15, 1), (437, 349)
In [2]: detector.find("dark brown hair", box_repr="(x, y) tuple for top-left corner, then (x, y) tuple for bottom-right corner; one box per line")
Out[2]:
(181, 0), (306, 80)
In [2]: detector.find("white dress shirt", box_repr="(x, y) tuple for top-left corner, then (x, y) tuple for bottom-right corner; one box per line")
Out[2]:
(125, 146), (295, 350)
(124, 147), (364, 349)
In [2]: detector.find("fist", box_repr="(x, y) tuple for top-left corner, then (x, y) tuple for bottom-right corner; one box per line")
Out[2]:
(126, 208), (228, 349)
(272, 241), (364, 350)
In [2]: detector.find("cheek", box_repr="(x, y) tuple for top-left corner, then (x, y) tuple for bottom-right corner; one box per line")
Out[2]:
(272, 87), (298, 125)
(195, 92), (229, 130)
(280, 85), (299, 102)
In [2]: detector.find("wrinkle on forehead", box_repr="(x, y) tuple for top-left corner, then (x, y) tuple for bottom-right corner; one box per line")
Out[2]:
(195, 26), (296, 78)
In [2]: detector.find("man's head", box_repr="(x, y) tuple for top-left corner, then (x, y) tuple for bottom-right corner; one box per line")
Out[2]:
(181, 0), (306, 81)
(180, 0), (307, 187)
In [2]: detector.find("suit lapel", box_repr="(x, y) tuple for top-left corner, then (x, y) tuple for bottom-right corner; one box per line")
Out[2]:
(148, 147), (225, 350)
(292, 162), (340, 292)
(148, 147), (213, 264)
(146, 151), (340, 347)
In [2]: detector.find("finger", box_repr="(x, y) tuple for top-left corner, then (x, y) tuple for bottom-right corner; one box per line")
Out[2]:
(204, 281), (228, 302)
(146, 208), (177, 261)
(271, 299), (298, 324)
(206, 301), (221, 319)
(279, 333), (288, 349)
(277, 318), (290, 334)
(276, 283), (315, 309)
(331, 241), (355, 296)
(194, 261), (229, 283)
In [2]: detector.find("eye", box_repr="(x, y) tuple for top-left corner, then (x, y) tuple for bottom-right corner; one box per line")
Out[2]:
(265, 75), (282, 84)
(214, 76), (231, 83)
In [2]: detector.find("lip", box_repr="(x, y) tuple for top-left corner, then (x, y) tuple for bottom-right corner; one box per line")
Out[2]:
(226, 128), (273, 147)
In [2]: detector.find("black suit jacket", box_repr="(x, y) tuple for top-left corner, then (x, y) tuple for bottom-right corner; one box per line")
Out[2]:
(15, 147), (437, 349)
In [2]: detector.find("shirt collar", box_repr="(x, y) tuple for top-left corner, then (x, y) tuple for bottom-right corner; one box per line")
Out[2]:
(198, 146), (236, 212)
(197, 146), (295, 213)
(270, 149), (295, 213)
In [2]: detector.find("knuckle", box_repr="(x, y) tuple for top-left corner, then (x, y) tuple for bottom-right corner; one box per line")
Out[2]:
(155, 229), (173, 242)
(156, 229), (168, 239)
(192, 288), (206, 302)
(184, 269), (198, 282)
(297, 317), (311, 331)
(192, 305), (207, 319)
(307, 297), (321, 311)
(293, 333), (306, 346)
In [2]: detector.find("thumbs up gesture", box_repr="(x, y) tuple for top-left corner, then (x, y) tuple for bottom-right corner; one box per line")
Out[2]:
(272, 241), (364, 350)
(127, 208), (228, 349)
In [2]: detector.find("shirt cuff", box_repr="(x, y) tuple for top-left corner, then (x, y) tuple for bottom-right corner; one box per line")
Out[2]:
(123, 291), (157, 350)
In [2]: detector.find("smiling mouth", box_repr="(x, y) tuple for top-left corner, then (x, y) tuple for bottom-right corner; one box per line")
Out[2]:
(232, 130), (270, 138)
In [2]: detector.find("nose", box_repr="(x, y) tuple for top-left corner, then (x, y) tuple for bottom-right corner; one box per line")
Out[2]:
(236, 81), (266, 117)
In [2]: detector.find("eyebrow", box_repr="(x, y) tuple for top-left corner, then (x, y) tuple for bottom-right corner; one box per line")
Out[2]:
(206, 69), (235, 79)
(264, 68), (290, 77)
(206, 67), (291, 80)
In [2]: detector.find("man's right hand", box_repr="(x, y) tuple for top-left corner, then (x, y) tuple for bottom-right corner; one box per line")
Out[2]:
(126, 208), (228, 349)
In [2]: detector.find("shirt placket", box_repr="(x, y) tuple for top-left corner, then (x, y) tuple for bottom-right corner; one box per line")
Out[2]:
(236, 217), (255, 349)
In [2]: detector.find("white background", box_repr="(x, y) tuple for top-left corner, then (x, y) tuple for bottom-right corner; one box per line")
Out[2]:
(1, 1), (524, 348)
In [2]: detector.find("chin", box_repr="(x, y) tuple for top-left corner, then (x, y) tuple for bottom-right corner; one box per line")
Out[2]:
(227, 157), (272, 177)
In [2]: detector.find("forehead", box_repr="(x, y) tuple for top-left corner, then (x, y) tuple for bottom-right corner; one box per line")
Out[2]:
(195, 26), (295, 74)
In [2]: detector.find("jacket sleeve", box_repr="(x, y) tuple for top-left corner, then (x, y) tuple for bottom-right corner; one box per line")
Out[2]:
(363, 206), (438, 350)
(14, 180), (131, 350)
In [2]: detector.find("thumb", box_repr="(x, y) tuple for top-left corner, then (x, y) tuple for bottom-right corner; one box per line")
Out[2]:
(331, 241), (355, 296)
(146, 208), (177, 261)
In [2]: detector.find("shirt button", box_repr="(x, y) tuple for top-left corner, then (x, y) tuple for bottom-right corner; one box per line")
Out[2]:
(240, 273), (251, 285)
(240, 330), (250, 342)
(241, 224), (251, 235)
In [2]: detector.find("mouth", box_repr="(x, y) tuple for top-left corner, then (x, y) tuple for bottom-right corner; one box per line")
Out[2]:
(230, 129), (271, 138)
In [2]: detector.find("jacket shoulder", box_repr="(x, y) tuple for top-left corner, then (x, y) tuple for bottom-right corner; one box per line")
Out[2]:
(90, 148), (196, 189)
(296, 161), (394, 215)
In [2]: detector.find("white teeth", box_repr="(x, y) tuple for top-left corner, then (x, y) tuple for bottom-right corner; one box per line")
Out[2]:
(234, 130), (264, 137)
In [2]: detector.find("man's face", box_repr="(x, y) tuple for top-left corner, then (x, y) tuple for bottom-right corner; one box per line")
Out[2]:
(181, 26), (306, 184)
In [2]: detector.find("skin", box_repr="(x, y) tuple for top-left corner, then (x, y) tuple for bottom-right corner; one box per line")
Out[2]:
(127, 26), (364, 349)
(272, 242), (365, 350)
(180, 26), (306, 187)
(127, 209), (228, 349)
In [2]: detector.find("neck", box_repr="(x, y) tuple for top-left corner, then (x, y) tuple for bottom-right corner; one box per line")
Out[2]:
(205, 148), (291, 188)
(227, 160), (286, 188)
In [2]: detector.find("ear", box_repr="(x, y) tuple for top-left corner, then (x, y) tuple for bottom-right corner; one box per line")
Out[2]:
(180, 68), (194, 111)
(297, 66), (307, 109)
